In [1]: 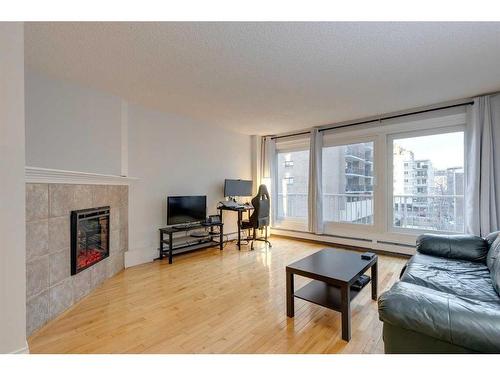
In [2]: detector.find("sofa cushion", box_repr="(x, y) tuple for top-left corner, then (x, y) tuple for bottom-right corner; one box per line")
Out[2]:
(492, 258), (500, 296)
(401, 253), (499, 303)
(378, 281), (500, 353)
(487, 236), (500, 270)
(485, 231), (500, 247)
(487, 236), (500, 296)
(416, 234), (488, 262)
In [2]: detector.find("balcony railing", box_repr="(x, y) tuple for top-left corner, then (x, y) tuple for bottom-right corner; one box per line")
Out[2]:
(276, 193), (465, 232)
(346, 185), (373, 192)
(345, 152), (373, 162)
(345, 166), (372, 175)
(393, 194), (464, 232)
(323, 193), (373, 224)
(277, 193), (308, 220)
(277, 193), (374, 224)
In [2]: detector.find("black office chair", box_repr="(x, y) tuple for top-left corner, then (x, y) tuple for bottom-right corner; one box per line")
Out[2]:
(241, 184), (272, 250)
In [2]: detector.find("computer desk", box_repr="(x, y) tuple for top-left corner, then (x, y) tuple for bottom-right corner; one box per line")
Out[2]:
(218, 204), (253, 250)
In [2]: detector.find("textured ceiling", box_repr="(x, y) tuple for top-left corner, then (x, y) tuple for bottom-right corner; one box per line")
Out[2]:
(25, 22), (500, 135)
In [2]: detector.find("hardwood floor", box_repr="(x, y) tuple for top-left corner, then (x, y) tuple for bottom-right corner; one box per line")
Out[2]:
(28, 237), (407, 354)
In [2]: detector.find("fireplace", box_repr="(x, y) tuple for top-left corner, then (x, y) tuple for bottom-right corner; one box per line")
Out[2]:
(70, 206), (110, 275)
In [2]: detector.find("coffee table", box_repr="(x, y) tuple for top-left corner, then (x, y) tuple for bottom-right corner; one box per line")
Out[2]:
(286, 248), (378, 341)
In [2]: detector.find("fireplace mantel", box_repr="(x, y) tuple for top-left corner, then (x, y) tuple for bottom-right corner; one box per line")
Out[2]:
(25, 166), (138, 185)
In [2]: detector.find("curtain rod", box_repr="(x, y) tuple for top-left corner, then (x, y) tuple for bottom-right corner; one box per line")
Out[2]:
(319, 101), (474, 133)
(269, 100), (474, 140)
(270, 131), (311, 140)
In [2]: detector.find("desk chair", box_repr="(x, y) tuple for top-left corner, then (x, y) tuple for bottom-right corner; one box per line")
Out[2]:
(241, 184), (272, 250)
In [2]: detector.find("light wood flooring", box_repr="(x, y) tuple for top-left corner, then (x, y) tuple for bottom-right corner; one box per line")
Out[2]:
(28, 237), (407, 354)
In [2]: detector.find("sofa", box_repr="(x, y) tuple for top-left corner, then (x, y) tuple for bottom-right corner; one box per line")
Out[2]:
(378, 232), (500, 353)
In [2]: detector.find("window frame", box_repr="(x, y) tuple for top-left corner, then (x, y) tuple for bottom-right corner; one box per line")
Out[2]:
(269, 109), (467, 246)
(321, 134), (380, 234)
(386, 124), (466, 235)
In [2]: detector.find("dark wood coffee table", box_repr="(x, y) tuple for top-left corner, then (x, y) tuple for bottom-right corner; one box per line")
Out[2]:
(286, 248), (378, 341)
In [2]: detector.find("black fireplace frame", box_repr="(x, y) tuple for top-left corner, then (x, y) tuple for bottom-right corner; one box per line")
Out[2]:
(70, 206), (110, 275)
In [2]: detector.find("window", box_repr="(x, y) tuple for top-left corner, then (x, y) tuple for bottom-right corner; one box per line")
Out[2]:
(322, 141), (374, 225)
(392, 131), (464, 232)
(276, 149), (309, 226)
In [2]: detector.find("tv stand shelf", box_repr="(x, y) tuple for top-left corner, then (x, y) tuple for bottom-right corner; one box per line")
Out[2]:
(157, 222), (224, 264)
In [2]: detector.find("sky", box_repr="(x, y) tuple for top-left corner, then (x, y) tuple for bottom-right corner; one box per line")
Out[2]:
(394, 131), (464, 170)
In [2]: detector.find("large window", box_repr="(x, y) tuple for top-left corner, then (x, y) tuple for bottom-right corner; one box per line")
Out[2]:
(276, 149), (309, 227)
(270, 110), (467, 244)
(391, 131), (464, 232)
(322, 142), (374, 225)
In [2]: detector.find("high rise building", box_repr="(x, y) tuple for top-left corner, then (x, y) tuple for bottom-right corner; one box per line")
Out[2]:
(393, 144), (414, 195)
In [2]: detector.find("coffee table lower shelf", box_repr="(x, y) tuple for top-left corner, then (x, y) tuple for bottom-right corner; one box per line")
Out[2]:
(294, 280), (362, 312)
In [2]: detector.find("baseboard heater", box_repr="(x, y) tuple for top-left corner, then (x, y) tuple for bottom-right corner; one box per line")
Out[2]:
(377, 240), (414, 248)
(271, 228), (414, 255)
(272, 228), (373, 243)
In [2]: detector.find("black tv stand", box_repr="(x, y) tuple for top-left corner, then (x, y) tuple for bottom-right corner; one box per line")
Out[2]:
(157, 222), (224, 264)
(172, 223), (199, 230)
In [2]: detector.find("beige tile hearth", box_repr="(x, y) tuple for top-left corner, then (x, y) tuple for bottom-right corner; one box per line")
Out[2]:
(48, 216), (70, 253)
(49, 184), (93, 217)
(26, 256), (49, 299)
(26, 182), (129, 335)
(110, 207), (120, 230)
(49, 249), (70, 286)
(26, 219), (49, 258)
(26, 183), (49, 222)
(49, 278), (74, 319)
(73, 185), (94, 211)
(72, 268), (92, 302)
(48, 184), (75, 217)
(108, 252), (124, 278)
(26, 291), (49, 336)
(90, 258), (108, 289)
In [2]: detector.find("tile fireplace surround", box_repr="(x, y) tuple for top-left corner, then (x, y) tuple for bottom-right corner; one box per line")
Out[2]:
(25, 183), (128, 336)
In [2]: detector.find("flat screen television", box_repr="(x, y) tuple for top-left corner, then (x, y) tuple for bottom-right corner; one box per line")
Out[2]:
(167, 195), (207, 225)
(224, 179), (253, 197)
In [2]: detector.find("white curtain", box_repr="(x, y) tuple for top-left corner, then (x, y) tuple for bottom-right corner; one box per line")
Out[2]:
(262, 136), (276, 179)
(465, 94), (500, 236)
(262, 136), (277, 225)
(308, 128), (323, 233)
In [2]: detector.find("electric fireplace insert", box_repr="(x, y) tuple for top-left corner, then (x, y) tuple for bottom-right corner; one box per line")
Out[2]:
(70, 206), (110, 275)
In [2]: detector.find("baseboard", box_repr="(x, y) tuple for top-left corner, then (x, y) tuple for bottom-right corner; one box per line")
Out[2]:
(9, 340), (29, 354)
(125, 232), (240, 268)
(271, 228), (414, 258)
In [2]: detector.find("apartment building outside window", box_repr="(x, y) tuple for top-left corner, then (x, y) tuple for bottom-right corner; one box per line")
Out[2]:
(322, 141), (374, 225)
(275, 148), (309, 229)
(391, 130), (465, 233)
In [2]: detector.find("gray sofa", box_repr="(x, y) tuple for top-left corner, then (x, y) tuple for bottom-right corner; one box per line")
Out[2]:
(378, 232), (500, 353)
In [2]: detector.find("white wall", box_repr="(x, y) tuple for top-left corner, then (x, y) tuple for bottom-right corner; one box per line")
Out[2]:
(23, 70), (253, 268)
(0, 22), (27, 353)
(25, 70), (122, 175)
(126, 103), (252, 266)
